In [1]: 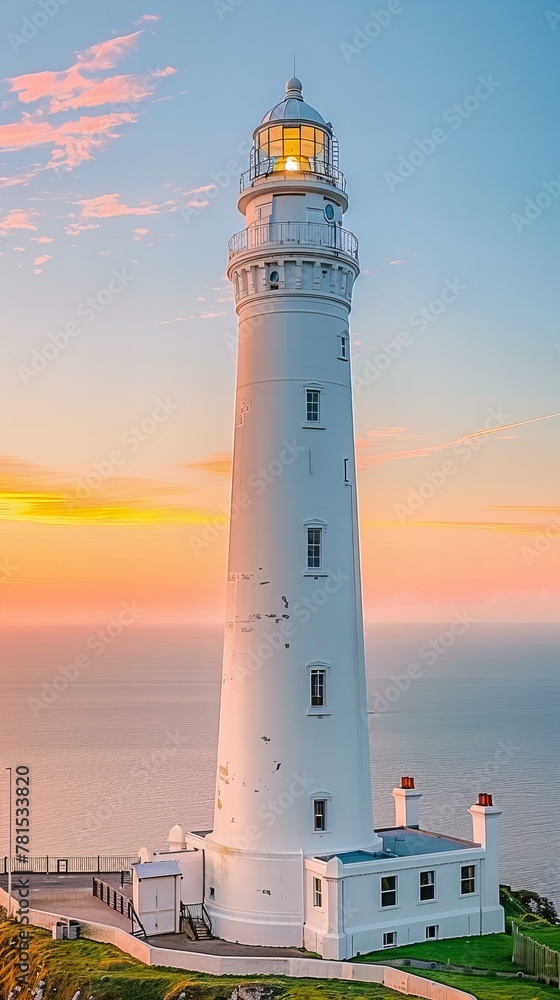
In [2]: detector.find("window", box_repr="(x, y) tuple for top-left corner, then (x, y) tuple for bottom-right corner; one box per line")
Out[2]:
(306, 388), (320, 423)
(420, 870), (435, 901)
(313, 799), (327, 831)
(208, 886), (215, 900)
(339, 335), (348, 360)
(307, 527), (322, 570)
(310, 669), (326, 707)
(344, 458), (349, 483)
(426, 925), (438, 940)
(381, 875), (397, 908)
(313, 877), (323, 907)
(383, 931), (397, 948)
(461, 865), (476, 895)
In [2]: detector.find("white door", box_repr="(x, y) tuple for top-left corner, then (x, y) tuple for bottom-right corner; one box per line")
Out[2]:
(139, 876), (176, 935)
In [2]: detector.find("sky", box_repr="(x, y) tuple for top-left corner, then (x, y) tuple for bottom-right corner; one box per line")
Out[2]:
(0, 0), (559, 624)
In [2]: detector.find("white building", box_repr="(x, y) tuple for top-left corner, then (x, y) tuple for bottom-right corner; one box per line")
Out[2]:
(152, 77), (504, 958)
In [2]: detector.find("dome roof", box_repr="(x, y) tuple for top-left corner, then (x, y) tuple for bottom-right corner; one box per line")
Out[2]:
(260, 78), (327, 127)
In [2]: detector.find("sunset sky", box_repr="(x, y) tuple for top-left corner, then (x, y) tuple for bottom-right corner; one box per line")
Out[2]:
(1, 0), (559, 624)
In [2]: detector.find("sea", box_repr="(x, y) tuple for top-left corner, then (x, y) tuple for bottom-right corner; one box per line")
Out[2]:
(1, 624), (559, 908)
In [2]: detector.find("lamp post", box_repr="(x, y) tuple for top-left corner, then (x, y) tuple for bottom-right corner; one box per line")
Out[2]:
(5, 767), (12, 918)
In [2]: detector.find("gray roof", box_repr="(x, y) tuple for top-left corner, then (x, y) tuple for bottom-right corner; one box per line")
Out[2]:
(379, 828), (478, 857)
(260, 78), (327, 127)
(132, 861), (181, 879)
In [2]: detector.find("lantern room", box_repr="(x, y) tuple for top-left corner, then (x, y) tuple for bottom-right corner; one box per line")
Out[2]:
(245, 77), (344, 190)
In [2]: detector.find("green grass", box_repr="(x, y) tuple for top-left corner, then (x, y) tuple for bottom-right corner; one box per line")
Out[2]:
(514, 919), (560, 952)
(355, 934), (517, 972)
(0, 914), (404, 1000)
(415, 970), (559, 999)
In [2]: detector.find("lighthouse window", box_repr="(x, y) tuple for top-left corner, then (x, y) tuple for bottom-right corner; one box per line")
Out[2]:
(306, 389), (320, 423)
(310, 669), (326, 707)
(420, 870), (436, 901)
(461, 865), (476, 895)
(383, 931), (397, 948)
(307, 527), (322, 569)
(381, 875), (398, 907)
(313, 877), (323, 907)
(313, 798), (327, 831)
(339, 335), (348, 360)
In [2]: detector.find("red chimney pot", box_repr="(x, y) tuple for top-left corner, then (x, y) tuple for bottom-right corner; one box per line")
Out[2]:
(400, 776), (415, 790)
(478, 792), (493, 807)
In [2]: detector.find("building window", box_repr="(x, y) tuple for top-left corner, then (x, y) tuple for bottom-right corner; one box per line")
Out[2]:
(313, 877), (323, 907)
(426, 925), (438, 940)
(339, 335), (348, 360)
(344, 458), (349, 483)
(383, 931), (397, 948)
(381, 875), (397, 908)
(310, 669), (326, 707)
(306, 388), (320, 423)
(208, 886), (215, 900)
(307, 527), (322, 569)
(461, 864), (476, 895)
(420, 870), (435, 901)
(313, 798), (327, 831)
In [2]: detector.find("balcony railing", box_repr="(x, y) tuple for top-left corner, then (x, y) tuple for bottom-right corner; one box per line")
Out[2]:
(228, 221), (358, 261)
(240, 157), (346, 193)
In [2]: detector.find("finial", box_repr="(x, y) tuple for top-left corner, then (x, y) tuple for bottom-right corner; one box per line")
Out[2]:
(285, 76), (303, 100)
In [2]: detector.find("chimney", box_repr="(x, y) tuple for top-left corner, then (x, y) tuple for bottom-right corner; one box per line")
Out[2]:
(469, 793), (502, 909)
(392, 776), (422, 829)
(167, 823), (186, 852)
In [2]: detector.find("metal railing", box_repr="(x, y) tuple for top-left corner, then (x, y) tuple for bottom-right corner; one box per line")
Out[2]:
(92, 876), (147, 939)
(181, 901), (213, 940)
(2, 855), (138, 875)
(240, 156), (346, 192)
(228, 221), (358, 261)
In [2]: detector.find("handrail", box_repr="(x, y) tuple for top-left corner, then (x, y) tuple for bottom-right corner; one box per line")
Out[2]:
(240, 156), (346, 192)
(228, 221), (358, 261)
(92, 876), (146, 939)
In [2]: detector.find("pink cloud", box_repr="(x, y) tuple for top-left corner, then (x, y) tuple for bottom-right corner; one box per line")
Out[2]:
(65, 222), (101, 236)
(49, 68), (177, 114)
(30, 236), (54, 243)
(0, 112), (138, 171)
(34, 254), (53, 266)
(75, 193), (165, 219)
(0, 208), (37, 235)
(133, 227), (150, 235)
(135, 13), (161, 23)
(75, 32), (142, 72)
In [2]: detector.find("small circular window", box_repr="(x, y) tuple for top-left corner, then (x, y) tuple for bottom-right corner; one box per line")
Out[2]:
(324, 204), (335, 221)
(269, 270), (279, 284)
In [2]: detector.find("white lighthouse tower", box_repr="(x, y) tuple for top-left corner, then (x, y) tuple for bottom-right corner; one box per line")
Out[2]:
(155, 78), (504, 961)
(200, 77), (382, 946)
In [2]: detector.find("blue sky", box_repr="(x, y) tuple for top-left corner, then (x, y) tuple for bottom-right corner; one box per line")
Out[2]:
(1, 0), (559, 621)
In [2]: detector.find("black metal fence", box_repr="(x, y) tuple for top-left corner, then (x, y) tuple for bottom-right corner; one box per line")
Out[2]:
(1, 855), (138, 875)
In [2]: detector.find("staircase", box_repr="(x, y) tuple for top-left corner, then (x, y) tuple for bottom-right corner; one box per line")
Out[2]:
(181, 902), (213, 941)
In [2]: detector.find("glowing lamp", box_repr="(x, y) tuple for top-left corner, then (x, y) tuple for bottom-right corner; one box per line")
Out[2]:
(285, 156), (299, 171)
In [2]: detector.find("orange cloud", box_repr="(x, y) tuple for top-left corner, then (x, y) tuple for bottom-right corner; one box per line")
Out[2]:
(75, 192), (166, 219)
(0, 112), (138, 171)
(34, 253), (52, 266)
(30, 236), (54, 243)
(0, 208), (37, 235)
(186, 453), (233, 476)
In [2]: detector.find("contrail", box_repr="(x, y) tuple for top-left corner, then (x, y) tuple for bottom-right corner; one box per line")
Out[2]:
(360, 411), (560, 467)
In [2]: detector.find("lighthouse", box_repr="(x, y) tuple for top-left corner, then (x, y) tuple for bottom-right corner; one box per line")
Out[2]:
(155, 78), (504, 961)
(200, 77), (382, 945)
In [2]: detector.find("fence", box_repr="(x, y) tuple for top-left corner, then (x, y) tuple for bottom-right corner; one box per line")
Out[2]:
(1, 855), (137, 875)
(512, 922), (560, 987)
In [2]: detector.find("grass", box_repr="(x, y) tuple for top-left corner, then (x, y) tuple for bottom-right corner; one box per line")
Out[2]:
(355, 933), (517, 972)
(0, 914), (405, 1000)
(415, 970), (560, 999)
(514, 918), (560, 952)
